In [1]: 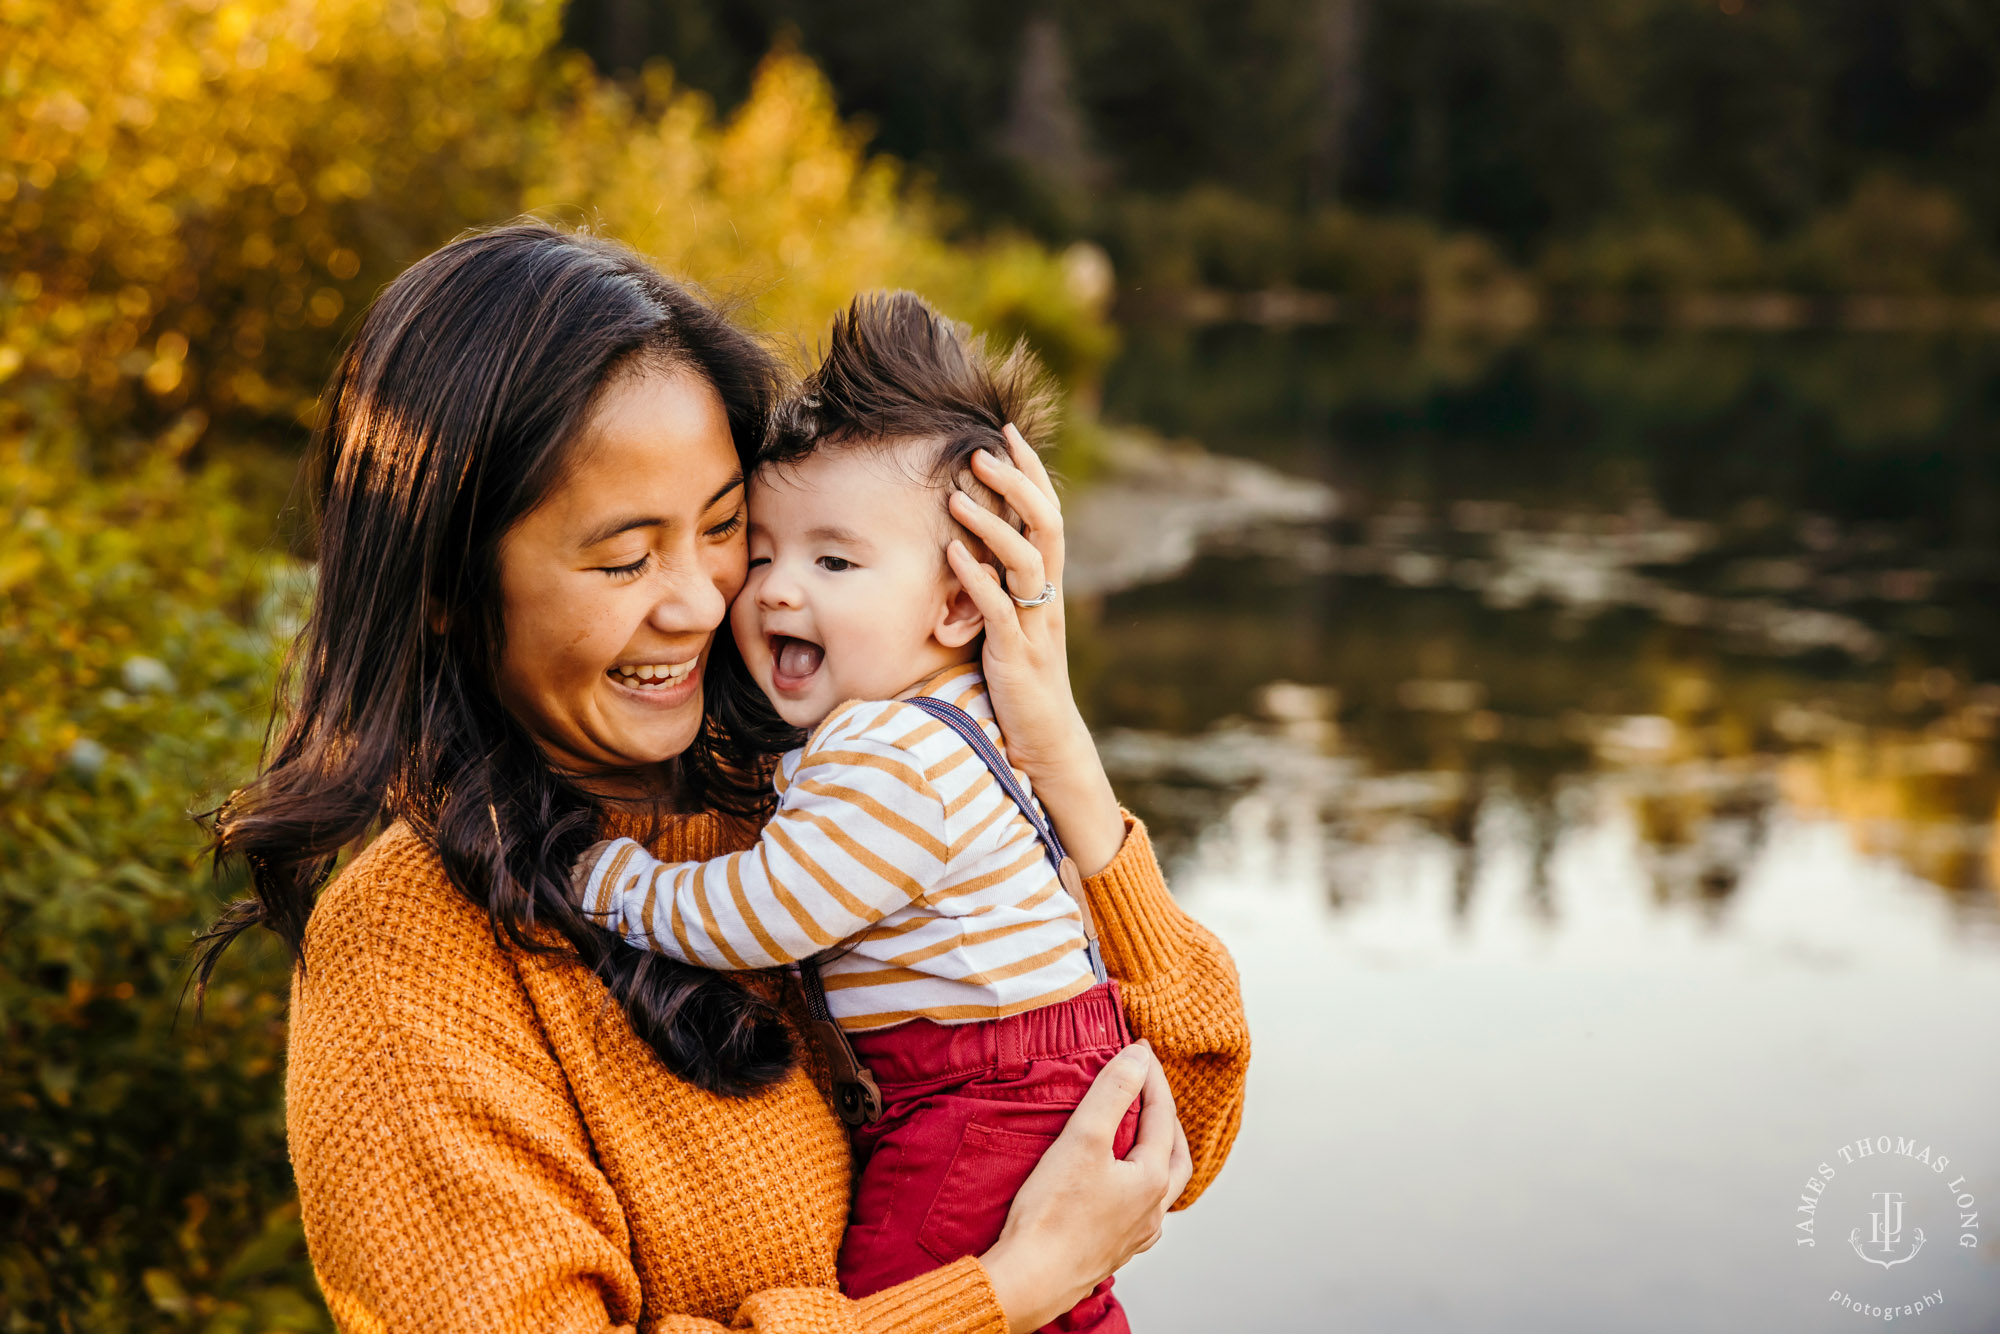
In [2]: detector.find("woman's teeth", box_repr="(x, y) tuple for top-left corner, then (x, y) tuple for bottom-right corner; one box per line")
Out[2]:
(612, 659), (696, 689)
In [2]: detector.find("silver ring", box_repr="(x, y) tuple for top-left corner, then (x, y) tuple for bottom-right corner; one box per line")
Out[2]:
(1010, 581), (1058, 608)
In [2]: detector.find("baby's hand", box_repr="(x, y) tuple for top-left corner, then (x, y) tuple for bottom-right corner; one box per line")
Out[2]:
(568, 837), (627, 912)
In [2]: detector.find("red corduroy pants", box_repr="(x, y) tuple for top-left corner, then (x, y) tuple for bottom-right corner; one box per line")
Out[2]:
(835, 981), (1142, 1333)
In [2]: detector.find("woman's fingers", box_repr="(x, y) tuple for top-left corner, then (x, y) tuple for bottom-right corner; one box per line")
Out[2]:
(984, 428), (1063, 530)
(1003, 421), (1061, 509)
(949, 490), (1049, 602)
(1123, 1041), (1179, 1180)
(1122, 1047), (1181, 1254)
(977, 1042), (1184, 1330)
(1128, 1048), (1184, 1256)
(971, 440), (1066, 587)
(1067, 1042), (1153, 1156)
(948, 539), (1026, 654)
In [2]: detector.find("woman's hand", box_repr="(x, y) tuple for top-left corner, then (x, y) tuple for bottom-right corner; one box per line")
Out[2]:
(947, 424), (1126, 874)
(977, 1041), (1194, 1334)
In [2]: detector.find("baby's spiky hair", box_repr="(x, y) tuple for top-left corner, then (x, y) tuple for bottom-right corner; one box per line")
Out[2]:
(761, 291), (1057, 512)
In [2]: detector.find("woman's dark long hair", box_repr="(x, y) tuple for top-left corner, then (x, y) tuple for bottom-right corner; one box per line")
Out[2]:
(199, 221), (799, 1095)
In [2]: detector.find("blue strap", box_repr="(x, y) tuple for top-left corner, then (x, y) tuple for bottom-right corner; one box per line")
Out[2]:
(905, 694), (1107, 984)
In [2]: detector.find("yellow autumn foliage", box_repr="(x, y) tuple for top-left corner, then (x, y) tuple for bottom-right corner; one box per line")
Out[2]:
(528, 56), (1112, 386)
(1, 0), (1110, 454)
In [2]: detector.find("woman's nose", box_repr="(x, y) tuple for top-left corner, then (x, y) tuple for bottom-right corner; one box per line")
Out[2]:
(647, 557), (730, 637)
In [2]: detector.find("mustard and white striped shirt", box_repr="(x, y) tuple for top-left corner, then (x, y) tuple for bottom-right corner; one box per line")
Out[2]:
(578, 663), (1097, 1030)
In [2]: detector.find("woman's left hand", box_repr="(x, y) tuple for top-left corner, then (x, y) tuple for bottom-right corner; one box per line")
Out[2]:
(947, 424), (1126, 875)
(978, 1041), (1194, 1333)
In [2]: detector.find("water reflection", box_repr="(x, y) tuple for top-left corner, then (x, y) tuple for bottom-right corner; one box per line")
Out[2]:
(1085, 327), (2000, 1332)
(1081, 541), (2000, 910)
(1078, 328), (2000, 900)
(1094, 697), (2000, 960)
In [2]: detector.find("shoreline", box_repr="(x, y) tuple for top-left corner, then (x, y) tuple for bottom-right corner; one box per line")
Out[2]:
(1062, 427), (1337, 599)
(1117, 287), (2000, 333)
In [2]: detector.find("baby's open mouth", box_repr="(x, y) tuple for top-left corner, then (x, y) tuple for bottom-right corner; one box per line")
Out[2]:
(770, 635), (824, 688)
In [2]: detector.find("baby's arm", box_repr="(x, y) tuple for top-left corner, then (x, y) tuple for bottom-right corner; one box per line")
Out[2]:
(568, 716), (949, 969)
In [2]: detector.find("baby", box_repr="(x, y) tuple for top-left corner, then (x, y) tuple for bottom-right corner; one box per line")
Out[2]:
(570, 291), (1138, 1332)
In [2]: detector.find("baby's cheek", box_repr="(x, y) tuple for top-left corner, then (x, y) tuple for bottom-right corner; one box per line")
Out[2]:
(830, 598), (909, 692)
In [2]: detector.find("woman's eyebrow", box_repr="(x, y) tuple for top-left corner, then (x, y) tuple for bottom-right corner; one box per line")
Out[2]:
(577, 474), (744, 547)
(580, 514), (662, 546)
(703, 473), (746, 510)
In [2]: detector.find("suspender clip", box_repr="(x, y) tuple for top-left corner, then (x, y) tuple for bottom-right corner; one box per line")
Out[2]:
(800, 955), (884, 1126)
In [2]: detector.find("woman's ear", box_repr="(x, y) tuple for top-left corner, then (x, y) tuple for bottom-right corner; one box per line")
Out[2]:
(933, 574), (987, 649)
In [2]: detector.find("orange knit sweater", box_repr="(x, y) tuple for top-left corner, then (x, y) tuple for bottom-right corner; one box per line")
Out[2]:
(286, 811), (1248, 1333)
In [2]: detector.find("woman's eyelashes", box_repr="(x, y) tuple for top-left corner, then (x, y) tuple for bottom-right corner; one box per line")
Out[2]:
(599, 553), (651, 579)
(595, 508), (744, 578)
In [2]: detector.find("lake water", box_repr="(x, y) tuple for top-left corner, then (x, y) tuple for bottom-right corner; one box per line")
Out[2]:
(1083, 326), (2000, 1332)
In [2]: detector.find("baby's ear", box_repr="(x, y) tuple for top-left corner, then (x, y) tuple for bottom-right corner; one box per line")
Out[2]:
(933, 574), (986, 649)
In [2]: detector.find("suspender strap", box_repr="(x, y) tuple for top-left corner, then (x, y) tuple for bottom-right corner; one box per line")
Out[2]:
(904, 695), (1108, 985)
(797, 692), (1109, 1127)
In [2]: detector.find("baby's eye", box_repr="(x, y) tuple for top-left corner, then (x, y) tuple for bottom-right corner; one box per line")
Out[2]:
(747, 555), (771, 570)
(816, 556), (854, 573)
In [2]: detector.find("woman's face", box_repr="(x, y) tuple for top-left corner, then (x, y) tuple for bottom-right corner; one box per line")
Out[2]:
(493, 365), (747, 782)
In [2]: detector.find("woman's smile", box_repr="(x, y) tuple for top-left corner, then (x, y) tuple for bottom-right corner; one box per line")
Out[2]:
(605, 653), (705, 713)
(608, 655), (702, 692)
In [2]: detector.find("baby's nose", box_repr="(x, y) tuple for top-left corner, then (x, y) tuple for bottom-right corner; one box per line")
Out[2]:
(758, 563), (803, 607)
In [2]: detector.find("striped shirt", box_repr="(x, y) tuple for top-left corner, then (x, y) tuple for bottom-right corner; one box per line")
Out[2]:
(578, 663), (1096, 1030)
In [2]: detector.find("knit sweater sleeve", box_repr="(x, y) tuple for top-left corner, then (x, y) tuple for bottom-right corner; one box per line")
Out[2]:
(287, 827), (1005, 1334)
(1078, 813), (1250, 1211)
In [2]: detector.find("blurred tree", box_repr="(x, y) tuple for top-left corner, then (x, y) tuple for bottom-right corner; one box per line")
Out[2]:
(564, 0), (2000, 297)
(998, 15), (1103, 222)
(563, 0), (1350, 216)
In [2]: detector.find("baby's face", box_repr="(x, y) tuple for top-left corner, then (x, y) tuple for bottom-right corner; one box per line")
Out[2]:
(731, 447), (974, 729)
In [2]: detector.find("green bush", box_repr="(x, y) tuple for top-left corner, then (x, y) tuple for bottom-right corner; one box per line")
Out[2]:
(1782, 173), (1999, 297)
(1106, 187), (1298, 292)
(0, 422), (313, 1329)
(1295, 208), (1440, 301)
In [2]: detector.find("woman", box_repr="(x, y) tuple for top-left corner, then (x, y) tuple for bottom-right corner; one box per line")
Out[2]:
(201, 222), (1248, 1332)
